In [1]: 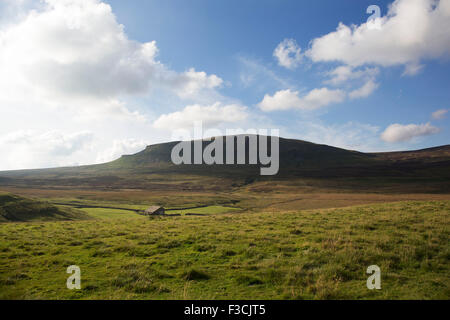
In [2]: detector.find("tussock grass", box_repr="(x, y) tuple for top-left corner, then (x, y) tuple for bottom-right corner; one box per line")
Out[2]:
(0, 200), (448, 299)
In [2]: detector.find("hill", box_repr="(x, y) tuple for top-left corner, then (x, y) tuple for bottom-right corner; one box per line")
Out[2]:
(0, 136), (449, 193)
(0, 193), (91, 222)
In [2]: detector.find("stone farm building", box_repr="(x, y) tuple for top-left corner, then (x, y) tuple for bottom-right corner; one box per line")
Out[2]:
(145, 206), (165, 215)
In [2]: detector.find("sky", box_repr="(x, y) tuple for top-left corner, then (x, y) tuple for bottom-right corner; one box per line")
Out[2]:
(0, 0), (449, 170)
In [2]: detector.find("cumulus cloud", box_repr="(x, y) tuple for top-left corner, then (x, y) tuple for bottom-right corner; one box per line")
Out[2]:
(431, 109), (448, 120)
(169, 68), (223, 99)
(1, 0), (156, 102)
(153, 103), (249, 130)
(277, 0), (450, 112)
(0, 0), (229, 170)
(349, 79), (379, 99)
(0, 0), (223, 117)
(381, 123), (441, 143)
(306, 0), (450, 73)
(0, 130), (94, 170)
(273, 38), (302, 69)
(258, 88), (346, 112)
(325, 66), (379, 86)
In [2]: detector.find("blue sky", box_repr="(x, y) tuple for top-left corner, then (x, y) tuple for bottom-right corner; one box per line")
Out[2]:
(0, 0), (449, 169)
(105, 0), (450, 147)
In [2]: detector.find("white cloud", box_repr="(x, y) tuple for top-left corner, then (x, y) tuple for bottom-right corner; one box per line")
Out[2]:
(259, 90), (300, 112)
(325, 66), (354, 85)
(153, 103), (249, 130)
(0, 130), (94, 170)
(349, 79), (379, 99)
(0, 0), (38, 27)
(402, 63), (425, 76)
(0, 0), (229, 170)
(306, 0), (450, 73)
(1, 0), (156, 103)
(381, 123), (441, 143)
(273, 38), (302, 69)
(96, 138), (149, 163)
(258, 88), (346, 112)
(170, 68), (223, 99)
(325, 66), (379, 86)
(431, 108), (448, 120)
(0, 0), (223, 117)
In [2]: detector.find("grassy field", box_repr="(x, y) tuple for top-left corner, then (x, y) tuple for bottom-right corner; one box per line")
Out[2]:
(76, 205), (241, 220)
(0, 200), (448, 299)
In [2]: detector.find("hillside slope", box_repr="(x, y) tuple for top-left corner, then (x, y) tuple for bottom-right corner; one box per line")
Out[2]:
(0, 193), (91, 222)
(0, 136), (449, 193)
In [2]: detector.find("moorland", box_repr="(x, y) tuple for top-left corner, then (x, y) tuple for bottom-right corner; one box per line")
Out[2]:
(0, 136), (449, 299)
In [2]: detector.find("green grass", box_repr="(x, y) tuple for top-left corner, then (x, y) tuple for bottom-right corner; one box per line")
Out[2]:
(0, 193), (90, 222)
(0, 200), (448, 299)
(79, 208), (146, 220)
(168, 205), (242, 216)
(77, 205), (241, 220)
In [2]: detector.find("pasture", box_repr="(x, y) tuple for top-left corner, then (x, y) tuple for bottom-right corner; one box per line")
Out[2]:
(0, 199), (448, 299)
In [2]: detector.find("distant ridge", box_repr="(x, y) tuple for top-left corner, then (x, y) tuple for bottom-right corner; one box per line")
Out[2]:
(0, 136), (448, 193)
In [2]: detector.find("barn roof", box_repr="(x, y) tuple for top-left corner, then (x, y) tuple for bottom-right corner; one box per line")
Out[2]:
(146, 206), (164, 213)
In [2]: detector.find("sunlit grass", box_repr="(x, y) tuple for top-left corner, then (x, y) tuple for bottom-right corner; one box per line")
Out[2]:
(0, 200), (448, 299)
(168, 205), (242, 215)
(79, 208), (146, 220)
